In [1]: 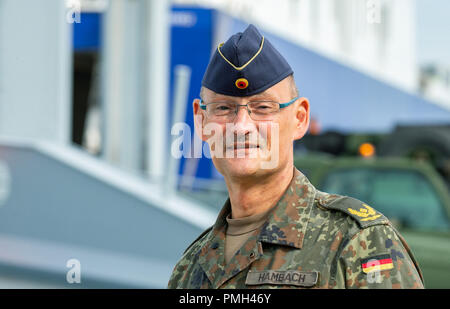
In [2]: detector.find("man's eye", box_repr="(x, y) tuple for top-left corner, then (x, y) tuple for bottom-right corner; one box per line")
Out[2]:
(256, 105), (270, 109)
(215, 104), (233, 111)
(252, 102), (276, 110)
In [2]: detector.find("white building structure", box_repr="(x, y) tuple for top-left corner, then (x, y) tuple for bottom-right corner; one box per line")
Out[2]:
(420, 65), (450, 109)
(174, 0), (418, 92)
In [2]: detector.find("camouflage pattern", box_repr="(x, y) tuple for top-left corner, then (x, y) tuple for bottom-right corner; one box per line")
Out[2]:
(168, 169), (424, 289)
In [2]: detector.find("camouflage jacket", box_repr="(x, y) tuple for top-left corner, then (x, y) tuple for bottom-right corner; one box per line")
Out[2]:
(168, 168), (424, 289)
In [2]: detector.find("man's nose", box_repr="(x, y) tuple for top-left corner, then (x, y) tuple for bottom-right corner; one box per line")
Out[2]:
(232, 105), (255, 136)
(234, 105), (252, 123)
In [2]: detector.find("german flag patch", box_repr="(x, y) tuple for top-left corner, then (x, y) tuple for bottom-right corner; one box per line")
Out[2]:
(361, 254), (394, 273)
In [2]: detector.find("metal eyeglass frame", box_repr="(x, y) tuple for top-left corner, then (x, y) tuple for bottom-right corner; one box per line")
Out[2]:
(199, 96), (299, 118)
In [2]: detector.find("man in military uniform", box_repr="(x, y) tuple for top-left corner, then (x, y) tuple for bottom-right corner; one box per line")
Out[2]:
(168, 24), (424, 289)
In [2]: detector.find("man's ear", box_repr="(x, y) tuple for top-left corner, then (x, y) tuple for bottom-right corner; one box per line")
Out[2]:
(193, 98), (208, 142)
(293, 97), (310, 141)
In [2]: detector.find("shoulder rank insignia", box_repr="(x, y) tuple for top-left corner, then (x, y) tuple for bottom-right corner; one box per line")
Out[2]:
(315, 192), (388, 228)
(347, 203), (381, 222)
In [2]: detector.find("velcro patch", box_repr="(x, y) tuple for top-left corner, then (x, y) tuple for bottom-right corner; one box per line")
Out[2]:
(245, 270), (319, 287)
(361, 254), (394, 273)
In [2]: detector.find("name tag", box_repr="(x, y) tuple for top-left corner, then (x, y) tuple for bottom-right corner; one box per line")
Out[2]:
(245, 270), (319, 287)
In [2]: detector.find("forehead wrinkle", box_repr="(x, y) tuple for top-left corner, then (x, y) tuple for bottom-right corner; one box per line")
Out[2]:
(245, 86), (280, 100)
(206, 88), (279, 103)
(248, 91), (278, 101)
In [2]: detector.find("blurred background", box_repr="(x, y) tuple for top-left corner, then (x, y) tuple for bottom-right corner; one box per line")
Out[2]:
(0, 0), (449, 288)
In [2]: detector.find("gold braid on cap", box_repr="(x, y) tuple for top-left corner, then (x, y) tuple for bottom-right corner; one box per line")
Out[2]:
(217, 36), (265, 71)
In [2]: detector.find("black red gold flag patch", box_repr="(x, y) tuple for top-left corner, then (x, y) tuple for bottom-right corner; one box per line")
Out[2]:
(361, 254), (394, 273)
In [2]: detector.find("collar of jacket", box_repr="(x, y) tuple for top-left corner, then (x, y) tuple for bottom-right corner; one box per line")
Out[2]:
(257, 168), (316, 249)
(197, 168), (316, 287)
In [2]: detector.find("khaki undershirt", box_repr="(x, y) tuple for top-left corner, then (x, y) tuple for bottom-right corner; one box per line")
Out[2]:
(225, 207), (273, 264)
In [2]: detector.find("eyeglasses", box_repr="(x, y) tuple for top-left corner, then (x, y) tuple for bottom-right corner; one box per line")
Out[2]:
(199, 96), (298, 121)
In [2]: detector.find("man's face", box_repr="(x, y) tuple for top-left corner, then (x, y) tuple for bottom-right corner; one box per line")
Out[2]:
(193, 77), (310, 179)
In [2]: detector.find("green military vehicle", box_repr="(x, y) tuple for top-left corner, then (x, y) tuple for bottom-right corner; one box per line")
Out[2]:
(294, 153), (450, 288)
(298, 125), (450, 188)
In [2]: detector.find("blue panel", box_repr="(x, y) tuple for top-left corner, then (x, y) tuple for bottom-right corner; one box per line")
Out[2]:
(169, 7), (217, 181)
(73, 13), (101, 51)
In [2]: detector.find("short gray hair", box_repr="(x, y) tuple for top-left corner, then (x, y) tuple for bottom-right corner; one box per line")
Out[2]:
(287, 74), (299, 97)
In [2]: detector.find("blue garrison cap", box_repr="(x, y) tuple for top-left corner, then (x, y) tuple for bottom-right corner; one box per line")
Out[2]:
(201, 24), (293, 97)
